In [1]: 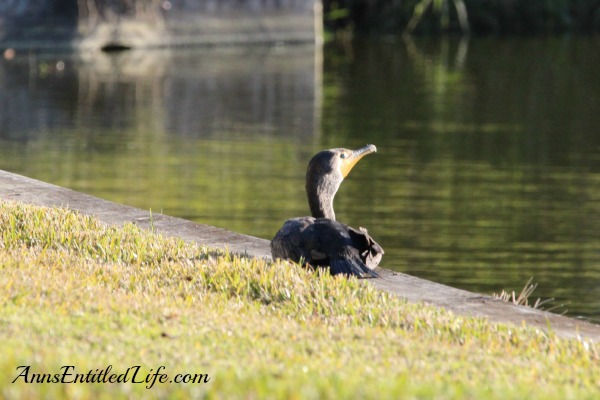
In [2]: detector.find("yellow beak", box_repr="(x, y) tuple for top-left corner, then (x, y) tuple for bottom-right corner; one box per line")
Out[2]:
(340, 144), (377, 178)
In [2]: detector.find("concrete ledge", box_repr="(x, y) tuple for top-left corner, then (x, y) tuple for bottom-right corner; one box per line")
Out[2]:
(0, 170), (269, 259)
(1, 169), (599, 341)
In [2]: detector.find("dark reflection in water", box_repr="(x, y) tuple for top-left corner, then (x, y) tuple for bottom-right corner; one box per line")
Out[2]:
(2, 38), (600, 321)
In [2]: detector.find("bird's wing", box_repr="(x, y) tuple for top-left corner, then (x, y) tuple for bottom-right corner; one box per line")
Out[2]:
(271, 217), (318, 265)
(330, 258), (379, 278)
(347, 226), (384, 269)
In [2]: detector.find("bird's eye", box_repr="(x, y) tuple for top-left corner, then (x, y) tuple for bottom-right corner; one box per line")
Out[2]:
(340, 153), (346, 159)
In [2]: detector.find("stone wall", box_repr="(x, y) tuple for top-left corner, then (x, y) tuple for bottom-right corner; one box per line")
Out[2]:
(0, 0), (322, 50)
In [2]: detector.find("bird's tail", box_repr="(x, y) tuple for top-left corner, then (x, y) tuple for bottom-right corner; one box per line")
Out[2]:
(330, 258), (379, 279)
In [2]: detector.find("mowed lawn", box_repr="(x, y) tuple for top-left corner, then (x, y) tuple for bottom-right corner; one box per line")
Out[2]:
(0, 201), (598, 399)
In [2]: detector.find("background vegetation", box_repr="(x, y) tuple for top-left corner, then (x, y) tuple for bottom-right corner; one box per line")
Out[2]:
(324, 0), (600, 34)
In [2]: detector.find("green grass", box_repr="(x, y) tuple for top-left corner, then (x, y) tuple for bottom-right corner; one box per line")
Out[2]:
(1, 201), (599, 399)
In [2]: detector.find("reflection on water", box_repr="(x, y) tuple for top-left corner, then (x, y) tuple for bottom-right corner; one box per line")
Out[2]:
(0, 45), (323, 236)
(2, 38), (600, 321)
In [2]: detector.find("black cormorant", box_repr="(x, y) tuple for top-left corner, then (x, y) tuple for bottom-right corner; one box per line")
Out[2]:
(271, 144), (383, 278)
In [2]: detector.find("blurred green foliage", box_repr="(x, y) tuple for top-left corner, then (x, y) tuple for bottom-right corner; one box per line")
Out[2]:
(324, 0), (600, 34)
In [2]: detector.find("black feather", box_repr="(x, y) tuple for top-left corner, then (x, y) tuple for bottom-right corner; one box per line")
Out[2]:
(330, 258), (379, 278)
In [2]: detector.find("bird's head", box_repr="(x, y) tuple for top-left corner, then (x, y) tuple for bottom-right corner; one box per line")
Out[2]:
(305, 144), (377, 219)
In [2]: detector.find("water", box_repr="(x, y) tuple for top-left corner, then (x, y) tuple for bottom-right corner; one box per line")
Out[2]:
(2, 37), (600, 321)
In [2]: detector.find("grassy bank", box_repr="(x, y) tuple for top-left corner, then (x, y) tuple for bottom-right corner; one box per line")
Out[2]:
(1, 201), (599, 399)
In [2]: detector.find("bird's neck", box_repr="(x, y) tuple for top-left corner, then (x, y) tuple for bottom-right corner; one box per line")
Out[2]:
(306, 178), (338, 220)
(308, 194), (335, 220)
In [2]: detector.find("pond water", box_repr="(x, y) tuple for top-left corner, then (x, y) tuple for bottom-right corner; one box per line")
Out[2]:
(2, 37), (600, 321)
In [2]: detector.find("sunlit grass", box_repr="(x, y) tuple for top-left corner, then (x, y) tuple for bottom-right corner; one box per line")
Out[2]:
(1, 200), (599, 399)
